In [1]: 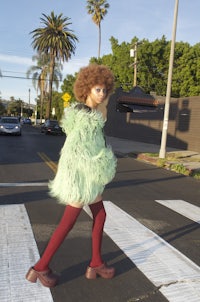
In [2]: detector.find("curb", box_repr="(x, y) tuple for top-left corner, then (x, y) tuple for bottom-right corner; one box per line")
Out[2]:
(133, 153), (200, 179)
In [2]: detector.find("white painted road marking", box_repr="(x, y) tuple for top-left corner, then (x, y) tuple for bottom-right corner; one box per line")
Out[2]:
(1, 200), (200, 302)
(86, 201), (200, 302)
(0, 182), (48, 187)
(0, 204), (54, 302)
(155, 200), (200, 224)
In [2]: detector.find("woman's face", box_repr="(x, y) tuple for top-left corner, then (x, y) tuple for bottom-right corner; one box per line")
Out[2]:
(86, 84), (107, 108)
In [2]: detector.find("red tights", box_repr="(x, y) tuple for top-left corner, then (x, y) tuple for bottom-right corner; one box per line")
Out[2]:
(34, 200), (106, 271)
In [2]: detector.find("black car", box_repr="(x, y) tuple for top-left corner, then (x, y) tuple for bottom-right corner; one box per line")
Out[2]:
(41, 120), (64, 135)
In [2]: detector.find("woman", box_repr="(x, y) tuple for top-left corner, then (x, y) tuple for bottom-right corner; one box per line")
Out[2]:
(26, 64), (117, 287)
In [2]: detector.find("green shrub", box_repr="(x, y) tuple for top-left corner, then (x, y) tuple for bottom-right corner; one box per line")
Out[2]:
(170, 163), (190, 176)
(157, 158), (166, 167)
(192, 171), (200, 179)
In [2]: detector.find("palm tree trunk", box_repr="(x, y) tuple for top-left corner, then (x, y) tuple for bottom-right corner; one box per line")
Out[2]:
(46, 52), (55, 119)
(39, 76), (45, 123)
(40, 90), (44, 123)
(98, 23), (101, 59)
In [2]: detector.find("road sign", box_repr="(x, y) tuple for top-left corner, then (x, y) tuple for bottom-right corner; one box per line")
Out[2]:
(62, 93), (71, 102)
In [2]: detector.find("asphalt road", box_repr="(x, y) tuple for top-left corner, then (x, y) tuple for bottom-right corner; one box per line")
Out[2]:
(0, 124), (200, 302)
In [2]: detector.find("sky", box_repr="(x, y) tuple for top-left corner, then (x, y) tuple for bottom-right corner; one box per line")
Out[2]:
(0, 0), (200, 104)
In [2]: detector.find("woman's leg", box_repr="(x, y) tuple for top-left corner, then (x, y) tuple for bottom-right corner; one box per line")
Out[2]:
(89, 200), (106, 267)
(85, 200), (115, 279)
(34, 205), (82, 271)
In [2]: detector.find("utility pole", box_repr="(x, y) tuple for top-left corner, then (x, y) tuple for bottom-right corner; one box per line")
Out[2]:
(28, 88), (31, 117)
(20, 99), (23, 117)
(133, 42), (137, 87)
(159, 0), (179, 158)
(28, 89), (30, 107)
(130, 42), (138, 87)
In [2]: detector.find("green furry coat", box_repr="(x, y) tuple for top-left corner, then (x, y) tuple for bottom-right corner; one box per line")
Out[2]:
(48, 103), (117, 206)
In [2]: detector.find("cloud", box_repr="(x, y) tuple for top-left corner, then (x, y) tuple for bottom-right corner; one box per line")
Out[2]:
(62, 57), (90, 76)
(0, 53), (32, 66)
(0, 53), (90, 101)
(0, 53), (90, 76)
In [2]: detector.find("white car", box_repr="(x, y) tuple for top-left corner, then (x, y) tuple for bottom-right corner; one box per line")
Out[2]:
(0, 117), (22, 136)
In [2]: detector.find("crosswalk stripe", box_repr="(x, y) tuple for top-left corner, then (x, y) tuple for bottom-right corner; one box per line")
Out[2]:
(155, 200), (200, 224)
(84, 201), (200, 302)
(0, 204), (54, 302)
(1, 200), (200, 301)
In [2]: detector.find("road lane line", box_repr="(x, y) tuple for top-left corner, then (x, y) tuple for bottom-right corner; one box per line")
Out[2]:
(0, 204), (54, 302)
(2, 147), (199, 302)
(0, 182), (48, 187)
(37, 152), (57, 173)
(155, 200), (200, 224)
(84, 201), (200, 302)
(0, 152), (57, 188)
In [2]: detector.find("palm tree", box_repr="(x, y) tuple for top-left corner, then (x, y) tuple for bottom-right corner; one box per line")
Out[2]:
(86, 0), (110, 59)
(30, 12), (78, 118)
(27, 52), (62, 122)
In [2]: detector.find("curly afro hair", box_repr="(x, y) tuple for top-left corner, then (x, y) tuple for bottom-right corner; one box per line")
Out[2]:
(73, 64), (114, 103)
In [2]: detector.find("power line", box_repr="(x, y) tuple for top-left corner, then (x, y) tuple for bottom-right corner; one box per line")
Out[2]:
(1, 75), (33, 80)
(1, 70), (27, 74)
(1, 75), (61, 82)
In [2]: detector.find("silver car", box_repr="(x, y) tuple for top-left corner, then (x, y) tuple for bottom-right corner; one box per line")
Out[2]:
(0, 117), (22, 136)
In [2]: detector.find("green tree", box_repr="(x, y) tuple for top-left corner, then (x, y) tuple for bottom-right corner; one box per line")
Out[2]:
(0, 101), (6, 115)
(136, 36), (169, 95)
(27, 52), (62, 121)
(98, 36), (136, 91)
(30, 11), (78, 119)
(172, 42), (200, 97)
(60, 36), (200, 98)
(191, 42), (200, 96)
(7, 99), (21, 116)
(27, 53), (49, 121)
(52, 91), (64, 121)
(61, 73), (77, 100)
(99, 36), (200, 97)
(51, 73), (77, 120)
(86, 0), (110, 58)
(61, 73), (77, 103)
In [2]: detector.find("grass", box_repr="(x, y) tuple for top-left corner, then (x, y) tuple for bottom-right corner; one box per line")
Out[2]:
(170, 163), (191, 176)
(192, 171), (200, 179)
(134, 151), (200, 180)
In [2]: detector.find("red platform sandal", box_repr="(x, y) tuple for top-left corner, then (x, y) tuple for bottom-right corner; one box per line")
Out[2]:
(26, 267), (59, 287)
(85, 263), (115, 279)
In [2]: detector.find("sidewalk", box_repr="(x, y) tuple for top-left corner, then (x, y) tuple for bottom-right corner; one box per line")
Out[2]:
(106, 136), (200, 178)
(34, 123), (200, 177)
(106, 136), (179, 154)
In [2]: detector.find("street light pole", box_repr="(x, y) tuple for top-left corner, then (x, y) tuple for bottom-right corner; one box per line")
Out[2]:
(159, 0), (179, 158)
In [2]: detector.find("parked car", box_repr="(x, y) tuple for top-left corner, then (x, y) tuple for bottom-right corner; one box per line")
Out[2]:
(23, 118), (32, 125)
(0, 116), (22, 136)
(41, 119), (64, 135)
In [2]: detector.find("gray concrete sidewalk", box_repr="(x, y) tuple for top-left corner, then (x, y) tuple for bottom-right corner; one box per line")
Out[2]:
(106, 136), (179, 154)
(106, 136), (200, 175)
